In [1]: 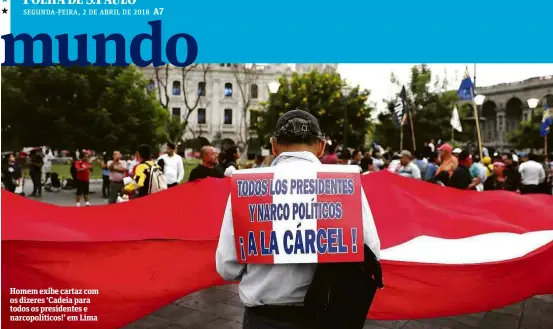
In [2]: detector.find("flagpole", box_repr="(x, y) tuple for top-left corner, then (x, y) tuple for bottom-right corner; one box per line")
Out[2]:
(545, 136), (548, 159)
(409, 112), (416, 150)
(400, 125), (404, 150)
(452, 127), (454, 144)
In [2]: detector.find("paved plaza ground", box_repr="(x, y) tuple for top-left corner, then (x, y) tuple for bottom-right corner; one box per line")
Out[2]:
(19, 180), (553, 329)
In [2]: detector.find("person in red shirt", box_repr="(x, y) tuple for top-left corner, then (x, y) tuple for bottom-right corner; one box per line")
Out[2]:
(74, 152), (92, 207)
(321, 143), (339, 164)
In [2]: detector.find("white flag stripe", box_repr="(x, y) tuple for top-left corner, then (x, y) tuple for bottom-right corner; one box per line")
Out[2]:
(450, 106), (463, 132)
(380, 230), (553, 264)
(272, 162), (318, 264)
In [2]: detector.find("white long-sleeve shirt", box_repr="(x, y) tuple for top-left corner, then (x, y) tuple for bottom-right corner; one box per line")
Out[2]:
(157, 153), (184, 185)
(215, 151), (381, 307)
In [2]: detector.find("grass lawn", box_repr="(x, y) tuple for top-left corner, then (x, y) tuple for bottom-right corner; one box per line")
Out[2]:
(35, 159), (201, 183)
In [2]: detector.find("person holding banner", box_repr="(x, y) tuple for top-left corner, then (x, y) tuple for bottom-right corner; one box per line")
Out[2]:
(216, 110), (382, 329)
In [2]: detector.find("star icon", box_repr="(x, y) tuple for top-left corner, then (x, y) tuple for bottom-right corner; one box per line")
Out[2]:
(2, 8), (7, 14)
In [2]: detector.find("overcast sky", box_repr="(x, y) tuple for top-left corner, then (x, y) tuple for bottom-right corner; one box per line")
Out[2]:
(336, 64), (553, 112)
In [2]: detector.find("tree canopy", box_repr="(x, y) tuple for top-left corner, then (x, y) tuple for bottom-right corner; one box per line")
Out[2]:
(256, 70), (373, 149)
(508, 107), (553, 151)
(372, 65), (474, 151)
(1, 66), (168, 153)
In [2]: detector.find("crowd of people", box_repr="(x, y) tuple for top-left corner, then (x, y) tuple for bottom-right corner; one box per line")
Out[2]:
(3, 138), (552, 205)
(322, 140), (552, 195)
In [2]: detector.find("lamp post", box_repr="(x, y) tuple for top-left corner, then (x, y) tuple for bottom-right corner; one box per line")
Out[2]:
(473, 94), (486, 158)
(268, 81), (280, 95)
(527, 98), (541, 155)
(341, 87), (351, 148)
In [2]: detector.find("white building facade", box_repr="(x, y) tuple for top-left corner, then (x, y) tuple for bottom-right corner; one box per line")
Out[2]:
(141, 63), (337, 154)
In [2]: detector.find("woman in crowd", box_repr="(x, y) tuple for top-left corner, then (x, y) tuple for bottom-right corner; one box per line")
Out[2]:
(484, 162), (518, 191)
(2, 153), (23, 193)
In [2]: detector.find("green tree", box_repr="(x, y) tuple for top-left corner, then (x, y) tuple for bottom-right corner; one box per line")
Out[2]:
(373, 65), (474, 151)
(257, 70), (373, 149)
(508, 107), (552, 151)
(1, 66), (168, 153)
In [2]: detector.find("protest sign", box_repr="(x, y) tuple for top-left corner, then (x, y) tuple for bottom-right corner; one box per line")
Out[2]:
(230, 164), (364, 264)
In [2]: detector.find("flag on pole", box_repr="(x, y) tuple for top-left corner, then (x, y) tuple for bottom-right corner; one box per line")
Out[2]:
(457, 68), (475, 101)
(450, 106), (463, 132)
(540, 104), (552, 137)
(392, 86), (407, 128)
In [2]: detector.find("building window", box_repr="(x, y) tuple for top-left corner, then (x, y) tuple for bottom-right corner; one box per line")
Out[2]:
(172, 81), (181, 95)
(224, 83), (233, 97)
(220, 64), (225, 67)
(251, 84), (258, 99)
(226, 64), (232, 67)
(147, 80), (155, 92)
(172, 107), (181, 119)
(197, 82), (206, 96)
(224, 109), (233, 125)
(197, 108), (206, 124)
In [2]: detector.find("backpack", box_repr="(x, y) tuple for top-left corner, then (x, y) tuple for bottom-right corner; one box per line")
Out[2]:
(145, 162), (167, 194)
(70, 161), (78, 180)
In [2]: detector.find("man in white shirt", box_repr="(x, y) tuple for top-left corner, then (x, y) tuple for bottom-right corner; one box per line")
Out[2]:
(42, 148), (55, 185)
(518, 153), (545, 194)
(216, 110), (381, 329)
(157, 142), (184, 188)
(392, 150), (421, 179)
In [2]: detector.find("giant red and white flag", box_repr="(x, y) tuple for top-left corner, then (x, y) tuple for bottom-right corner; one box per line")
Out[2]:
(2, 171), (552, 328)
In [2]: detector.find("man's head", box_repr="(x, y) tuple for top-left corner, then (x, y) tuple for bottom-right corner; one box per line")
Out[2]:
(429, 152), (440, 164)
(399, 150), (412, 166)
(458, 151), (472, 167)
(270, 110), (326, 158)
(80, 151), (89, 162)
(166, 142), (176, 156)
(501, 153), (513, 166)
(351, 149), (362, 162)
(138, 144), (152, 162)
(112, 150), (121, 161)
(518, 152), (528, 163)
(360, 157), (374, 172)
(438, 143), (453, 157)
(224, 146), (240, 163)
(339, 149), (351, 164)
(200, 146), (218, 167)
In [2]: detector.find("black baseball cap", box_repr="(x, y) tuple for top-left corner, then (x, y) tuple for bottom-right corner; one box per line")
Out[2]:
(274, 110), (322, 137)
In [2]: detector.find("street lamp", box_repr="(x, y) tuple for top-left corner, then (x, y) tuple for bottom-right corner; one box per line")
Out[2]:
(527, 98), (540, 121)
(474, 94), (486, 106)
(268, 81), (280, 94)
(341, 87), (351, 147)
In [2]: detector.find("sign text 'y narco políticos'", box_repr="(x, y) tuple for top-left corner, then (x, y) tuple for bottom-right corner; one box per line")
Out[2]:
(230, 165), (364, 264)
(1, 20), (198, 67)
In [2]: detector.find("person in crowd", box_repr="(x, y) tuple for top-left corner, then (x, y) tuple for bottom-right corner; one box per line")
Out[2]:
(99, 153), (110, 199)
(482, 156), (493, 177)
(436, 143), (458, 178)
(157, 142), (185, 188)
(127, 152), (139, 176)
(449, 151), (473, 190)
(371, 150), (385, 171)
(428, 139), (436, 152)
(518, 153), (546, 194)
(390, 150), (421, 179)
(74, 152), (92, 207)
(339, 149), (351, 165)
(223, 146), (241, 170)
(413, 151), (428, 178)
(216, 110), (382, 329)
(252, 155), (265, 168)
(188, 146), (225, 182)
(501, 153), (521, 191)
(42, 148), (55, 186)
(360, 156), (375, 174)
(422, 141), (432, 158)
(468, 154), (487, 191)
(350, 149), (363, 166)
(2, 153), (22, 193)
(29, 149), (44, 197)
(124, 144), (163, 198)
(424, 152), (440, 181)
(484, 162), (518, 191)
(321, 143), (339, 164)
(107, 150), (128, 204)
